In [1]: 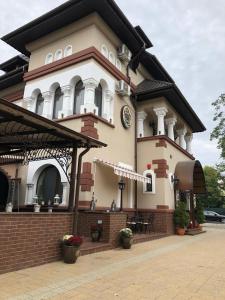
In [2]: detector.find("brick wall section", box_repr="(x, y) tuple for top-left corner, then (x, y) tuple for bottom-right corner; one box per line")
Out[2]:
(152, 159), (169, 178)
(0, 213), (73, 274)
(156, 140), (167, 148)
(78, 211), (127, 246)
(81, 116), (99, 139)
(80, 162), (94, 192)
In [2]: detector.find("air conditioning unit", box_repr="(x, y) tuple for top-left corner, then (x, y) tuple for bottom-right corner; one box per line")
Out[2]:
(116, 80), (130, 96)
(117, 44), (132, 62)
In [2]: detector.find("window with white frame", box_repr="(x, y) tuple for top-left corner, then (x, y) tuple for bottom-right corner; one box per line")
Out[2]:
(109, 51), (115, 64)
(101, 45), (108, 58)
(74, 80), (84, 114)
(35, 93), (44, 116)
(45, 53), (53, 64)
(64, 45), (72, 57)
(54, 49), (63, 61)
(143, 169), (156, 194)
(53, 87), (63, 119)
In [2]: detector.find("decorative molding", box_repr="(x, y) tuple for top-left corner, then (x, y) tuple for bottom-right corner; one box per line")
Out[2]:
(23, 47), (136, 90)
(3, 90), (24, 102)
(137, 135), (195, 160)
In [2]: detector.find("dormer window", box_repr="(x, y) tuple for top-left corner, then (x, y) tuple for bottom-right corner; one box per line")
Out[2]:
(54, 49), (63, 61)
(45, 53), (53, 64)
(35, 93), (44, 116)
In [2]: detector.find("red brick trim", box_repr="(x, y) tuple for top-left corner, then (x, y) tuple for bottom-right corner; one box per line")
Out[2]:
(152, 159), (169, 178)
(80, 162), (94, 192)
(157, 205), (169, 210)
(138, 208), (174, 213)
(81, 115), (99, 139)
(23, 47), (136, 90)
(137, 135), (195, 160)
(156, 140), (167, 148)
(3, 90), (24, 102)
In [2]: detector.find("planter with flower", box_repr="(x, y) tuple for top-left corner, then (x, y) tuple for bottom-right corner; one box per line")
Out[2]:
(119, 228), (133, 249)
(62, 235), (83, 264)
(90, 224), (103, 242)
(173, 201), (190, 235)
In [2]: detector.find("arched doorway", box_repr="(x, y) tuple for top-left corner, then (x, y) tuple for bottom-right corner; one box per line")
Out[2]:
(36, 165), (63, 205)
(0, 170), (9, 209)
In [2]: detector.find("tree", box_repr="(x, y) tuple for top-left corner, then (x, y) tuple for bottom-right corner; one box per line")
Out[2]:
(211, 93), (225, 158)
(197, 166), (224, 208)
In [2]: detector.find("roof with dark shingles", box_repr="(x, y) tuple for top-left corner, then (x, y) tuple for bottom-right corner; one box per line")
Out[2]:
(135, 79), (173, 94)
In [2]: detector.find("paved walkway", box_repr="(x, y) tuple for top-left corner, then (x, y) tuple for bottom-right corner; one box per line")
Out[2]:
(1, 225), (225, 300)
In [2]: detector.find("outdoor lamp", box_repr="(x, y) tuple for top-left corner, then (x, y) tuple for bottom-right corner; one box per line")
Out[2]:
(118, 179), (126, 211)
(53, 194), (60, 206)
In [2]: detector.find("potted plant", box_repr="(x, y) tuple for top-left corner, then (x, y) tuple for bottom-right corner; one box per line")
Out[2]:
(90, 224), (102, 242)
(119, 228), (133, 249)
(62, 234), (83, 264)
(195, 200), (205, 230)
(173, 201), (190, 235)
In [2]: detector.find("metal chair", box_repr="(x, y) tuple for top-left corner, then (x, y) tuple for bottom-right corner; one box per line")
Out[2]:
(141, 214), (154, 234)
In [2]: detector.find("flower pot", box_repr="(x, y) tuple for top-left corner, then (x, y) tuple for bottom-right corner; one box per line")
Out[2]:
(176, 228), (186, 236)
(5, 203), (13, 213)
(91, 231), (100, 242)
(34, 204), (40, 213)
(63, 244), (80, 264)
(122, 237), (133, 249)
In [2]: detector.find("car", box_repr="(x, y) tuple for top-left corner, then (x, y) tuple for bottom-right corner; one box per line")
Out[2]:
(204, 210), (225, 223)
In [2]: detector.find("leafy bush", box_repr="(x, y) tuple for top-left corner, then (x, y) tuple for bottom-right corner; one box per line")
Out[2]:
(173, 201), (190, 228)
(195, 200), (205, 224)
(120, 228), (133, 238)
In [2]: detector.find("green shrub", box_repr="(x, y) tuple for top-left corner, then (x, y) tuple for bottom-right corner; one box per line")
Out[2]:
(195, 200), (205, 224)
(173, 201), (190, 228)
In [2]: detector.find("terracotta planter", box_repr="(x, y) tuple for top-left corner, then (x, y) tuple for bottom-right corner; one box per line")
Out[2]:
(121, 237), (133, 249)
(63, 244), (80, 264)
(176, 228), (186, 236)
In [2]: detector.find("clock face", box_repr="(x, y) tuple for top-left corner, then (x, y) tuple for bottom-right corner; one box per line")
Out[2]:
(121, 105), (132, 129)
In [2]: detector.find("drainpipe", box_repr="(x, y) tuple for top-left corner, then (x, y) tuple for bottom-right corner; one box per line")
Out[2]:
(73, 146), (91, 235)
(68, 147), (77, 212)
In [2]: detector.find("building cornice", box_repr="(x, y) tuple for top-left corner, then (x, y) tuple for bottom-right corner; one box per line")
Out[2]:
(23, 47), (136, 90)
(137, 135), (195, 160)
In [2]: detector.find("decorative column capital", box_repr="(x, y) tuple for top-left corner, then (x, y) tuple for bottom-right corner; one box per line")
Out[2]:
(42, 91), (54, 101)
(61, 85), (72, 96)
(165, 117), (177, 127)
(137, 111), (147, 120)
(177, 127), (187, 136)
(153, 107), (168, 117)
(23, 96), (35, 103)
(83, 78), (99, 91)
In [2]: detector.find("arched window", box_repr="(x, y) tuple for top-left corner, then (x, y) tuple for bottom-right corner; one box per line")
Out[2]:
(143, 170), (156, 194)
(101, 45), (108, 58)
(45, 53), (53, 64)
(36, 166), (63, 205)
(95, 84), (102, 117)
(64, 45), (72, 57)
(35, 93), (44, 116)
(74, 80), (84, 114)
(116, 59), (122, 71)
(109, 52), (115, 64)
(54, 49), (63, 61)
(53, 87), (63, 119)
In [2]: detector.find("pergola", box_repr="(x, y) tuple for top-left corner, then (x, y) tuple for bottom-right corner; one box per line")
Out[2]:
(0, 98), (106, 232)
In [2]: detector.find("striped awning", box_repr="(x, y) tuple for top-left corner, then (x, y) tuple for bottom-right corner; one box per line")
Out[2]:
(94, 158), (151, 184)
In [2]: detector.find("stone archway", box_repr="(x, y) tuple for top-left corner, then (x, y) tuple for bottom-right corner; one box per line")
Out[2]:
(0, 169), (9, 209)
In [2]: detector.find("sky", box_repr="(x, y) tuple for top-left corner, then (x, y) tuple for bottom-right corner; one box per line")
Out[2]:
(0, 0), (224, 167)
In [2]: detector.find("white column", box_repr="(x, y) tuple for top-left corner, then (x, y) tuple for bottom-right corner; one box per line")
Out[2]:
(81, 78), (98, 114)
(61, 182), (70, 206)
(177, 128), (187, 149)
(153, 107), (168, 135)
(61, 85), (73, 117)
(137, 111), (147, 138)
(185, 134), (193, 153)
(165, 118), (177, 141)
(25, 184), (34, 204)
(24, 96), (35, 112)
(42, 91), (54, 119)
(104, 90), (114, 122)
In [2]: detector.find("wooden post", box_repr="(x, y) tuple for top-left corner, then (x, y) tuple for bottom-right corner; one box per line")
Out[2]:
(68, 147), (77, 212)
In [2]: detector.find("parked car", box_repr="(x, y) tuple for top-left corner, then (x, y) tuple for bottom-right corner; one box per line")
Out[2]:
(204, 210), (225, 222)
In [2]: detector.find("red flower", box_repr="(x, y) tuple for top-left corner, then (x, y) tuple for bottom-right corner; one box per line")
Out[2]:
(65, 236), (83, 246)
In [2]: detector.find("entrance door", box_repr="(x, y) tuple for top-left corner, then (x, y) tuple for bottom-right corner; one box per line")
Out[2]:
(0, 171), (9, 208)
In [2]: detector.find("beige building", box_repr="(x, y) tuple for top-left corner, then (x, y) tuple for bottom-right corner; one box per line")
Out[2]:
(0, 0), (205, 227)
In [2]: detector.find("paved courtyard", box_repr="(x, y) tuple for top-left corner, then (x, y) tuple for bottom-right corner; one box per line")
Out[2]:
(1, 224), (225, 300)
